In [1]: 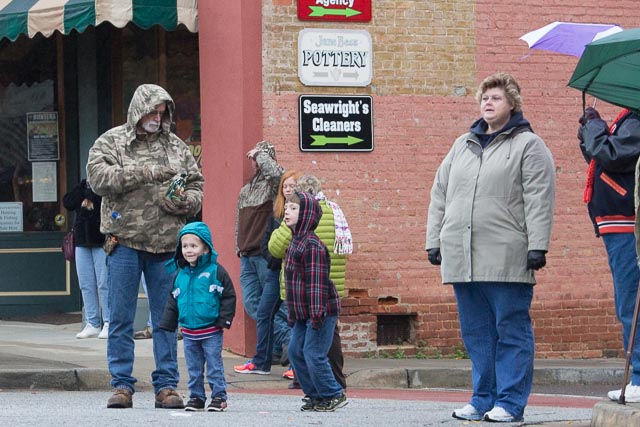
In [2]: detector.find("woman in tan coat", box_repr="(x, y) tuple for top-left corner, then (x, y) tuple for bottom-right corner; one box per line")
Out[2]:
(426, 73), (555, 423)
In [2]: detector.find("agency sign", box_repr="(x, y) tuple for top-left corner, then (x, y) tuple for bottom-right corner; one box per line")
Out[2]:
(298, 29), (372, 87)
(297, 0), (372, 22)
(299, 95), (373, 152)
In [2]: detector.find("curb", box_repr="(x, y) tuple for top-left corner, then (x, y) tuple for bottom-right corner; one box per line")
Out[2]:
(345, 366), (624, 390)
(592, 401), (640, 427)
(0, 369), (110, 391)
(0, 366), (625, 392)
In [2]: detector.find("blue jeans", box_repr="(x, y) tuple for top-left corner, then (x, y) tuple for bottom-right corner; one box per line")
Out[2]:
(453, 282), (534, 419)
(183, 332), (227, 401)
(252, 269), (290, 370)
(240, 256), (290, 355)
(289, 316), (343, 399)
(106, 244), (179, 394)
(602, 233), (640, 385)
(75, 246), (108, 326)
(239, 255), (270, 320)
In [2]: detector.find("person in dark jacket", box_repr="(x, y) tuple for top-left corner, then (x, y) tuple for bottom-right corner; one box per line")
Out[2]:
(234, 140), (290, 374)
(578, 106), (640, 402)
(63, 179), (109, 339)
(160, 221), (236, 412)
(284, 191), (346, 412)
(234, 170), (300, 378)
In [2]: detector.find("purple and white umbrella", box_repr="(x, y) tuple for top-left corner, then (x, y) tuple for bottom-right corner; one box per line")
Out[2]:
(520, 21), (623, 57)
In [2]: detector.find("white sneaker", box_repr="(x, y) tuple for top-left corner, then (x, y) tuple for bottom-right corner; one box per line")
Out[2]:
(608, 383), (640, 402)
(452, 404), (483, 421)
(98, 322), (109, 339)
(483, 406), (522, 422)
(76, 324), (101, 339)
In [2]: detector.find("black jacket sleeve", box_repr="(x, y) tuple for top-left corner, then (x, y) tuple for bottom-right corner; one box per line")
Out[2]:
(63, 179), (87, 211)
(579, 112), (640, 173)
(215, 263), (237, 329)
(159, 293), (179, 331)
(261, 214), (282, 270)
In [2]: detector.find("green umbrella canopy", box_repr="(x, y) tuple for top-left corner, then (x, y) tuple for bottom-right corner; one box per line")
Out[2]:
(568, 28), (640, 111)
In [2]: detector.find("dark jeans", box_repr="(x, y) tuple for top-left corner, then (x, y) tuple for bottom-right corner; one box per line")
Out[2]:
(252, 269), (289, 371)
(603, 233), (640, 385)
(292, 322), (347, 389)
(453, 282), (534, 419)
(289, 316), (343, 399)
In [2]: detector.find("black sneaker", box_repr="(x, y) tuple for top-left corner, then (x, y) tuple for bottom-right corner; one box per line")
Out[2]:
(207, 396), (228, 412)
(184, 397), (205, 412)
(300, 396), (317, 412)
(314, 393), (348, 412)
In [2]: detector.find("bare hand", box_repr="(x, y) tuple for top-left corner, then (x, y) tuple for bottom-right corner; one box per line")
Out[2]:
(246, 148), (260, 159)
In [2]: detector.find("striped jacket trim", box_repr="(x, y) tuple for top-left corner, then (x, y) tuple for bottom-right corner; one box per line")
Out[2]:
(595, 215), (635, 234)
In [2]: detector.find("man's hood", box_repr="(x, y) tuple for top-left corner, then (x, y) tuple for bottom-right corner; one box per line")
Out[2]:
(294, 192), (322, 235)
(127, 84), (175, 133)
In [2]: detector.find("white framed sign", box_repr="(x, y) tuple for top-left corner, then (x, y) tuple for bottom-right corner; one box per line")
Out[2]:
(32, 161), (57, 202)
(298, 29), (372, 87)
(0, 202), (23, 232)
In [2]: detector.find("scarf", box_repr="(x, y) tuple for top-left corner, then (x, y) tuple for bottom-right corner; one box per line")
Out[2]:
(583, 108), (630, 203)
(314, 191), (353, 255)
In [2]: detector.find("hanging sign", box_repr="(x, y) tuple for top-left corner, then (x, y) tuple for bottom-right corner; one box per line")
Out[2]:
(297, 0), (372, 22)
(298, 29), (372, 87)
(27, 112), (59, 161)
(299, 95), (373, 152)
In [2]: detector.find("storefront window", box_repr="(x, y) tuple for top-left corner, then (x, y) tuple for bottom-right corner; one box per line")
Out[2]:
(0, 35), (58, 232)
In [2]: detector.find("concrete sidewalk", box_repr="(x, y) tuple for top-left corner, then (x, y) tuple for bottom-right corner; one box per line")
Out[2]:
(0, 320), (638, 426)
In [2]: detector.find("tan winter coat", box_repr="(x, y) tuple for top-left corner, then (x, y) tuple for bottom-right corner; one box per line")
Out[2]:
(426, 127), (555, 284)
(87, 84), (204, 253)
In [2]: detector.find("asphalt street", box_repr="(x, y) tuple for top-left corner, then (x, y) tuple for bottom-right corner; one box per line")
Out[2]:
(0, 389), (594, 427)
(2, 319), (639, 426)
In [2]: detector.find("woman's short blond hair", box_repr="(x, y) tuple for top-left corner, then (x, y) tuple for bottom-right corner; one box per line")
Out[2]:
(475, 72), (522, 113)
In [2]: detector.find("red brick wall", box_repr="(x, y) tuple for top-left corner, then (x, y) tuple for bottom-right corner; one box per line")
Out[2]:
(260, 0), (636, 358)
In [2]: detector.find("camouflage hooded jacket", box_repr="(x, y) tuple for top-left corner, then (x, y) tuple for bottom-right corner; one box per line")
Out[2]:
(86, 84), (204, 253)
(235, 142), (284, 255)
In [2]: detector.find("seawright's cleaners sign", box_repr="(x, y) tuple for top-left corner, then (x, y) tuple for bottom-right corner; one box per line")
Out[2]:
(299, 95), (373, 152)
(297, 0), (372, 22)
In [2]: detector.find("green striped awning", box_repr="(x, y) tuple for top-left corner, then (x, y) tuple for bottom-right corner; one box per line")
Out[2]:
(0, 0), (198, 42)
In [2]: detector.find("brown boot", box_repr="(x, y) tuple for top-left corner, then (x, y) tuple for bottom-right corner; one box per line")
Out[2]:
(107, 388), (133, 408)
(155, 388), (184, 409)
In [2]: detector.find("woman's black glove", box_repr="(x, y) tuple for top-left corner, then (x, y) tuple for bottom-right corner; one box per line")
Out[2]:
(427, 248), (442, 265)
(526, 250), (547, 270)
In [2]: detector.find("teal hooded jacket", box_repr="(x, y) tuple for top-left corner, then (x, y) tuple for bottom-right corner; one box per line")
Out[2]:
(160, 221), (236, 330)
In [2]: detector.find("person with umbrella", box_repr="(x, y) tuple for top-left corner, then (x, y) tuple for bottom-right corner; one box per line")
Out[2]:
(578, 105), (640, 402)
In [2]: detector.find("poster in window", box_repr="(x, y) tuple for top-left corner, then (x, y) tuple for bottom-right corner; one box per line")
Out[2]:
(27, 112), (59, 161)
(32, 161), (57, 202)
(0, 202), (23, 232)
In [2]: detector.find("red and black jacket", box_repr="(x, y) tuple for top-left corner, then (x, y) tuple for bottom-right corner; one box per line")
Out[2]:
(579, 110), (640, 236)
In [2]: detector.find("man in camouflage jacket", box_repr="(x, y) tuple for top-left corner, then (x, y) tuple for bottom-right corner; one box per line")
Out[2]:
(235, 141), (283, 320)
(87, 83), (203, 409)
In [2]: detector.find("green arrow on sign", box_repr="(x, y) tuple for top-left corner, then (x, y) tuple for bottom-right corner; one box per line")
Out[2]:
(308, 6), (362, 18)
(310, 135), (364, 146)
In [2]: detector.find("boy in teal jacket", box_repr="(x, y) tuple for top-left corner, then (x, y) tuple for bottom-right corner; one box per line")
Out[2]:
(161, 221), (236, 412)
